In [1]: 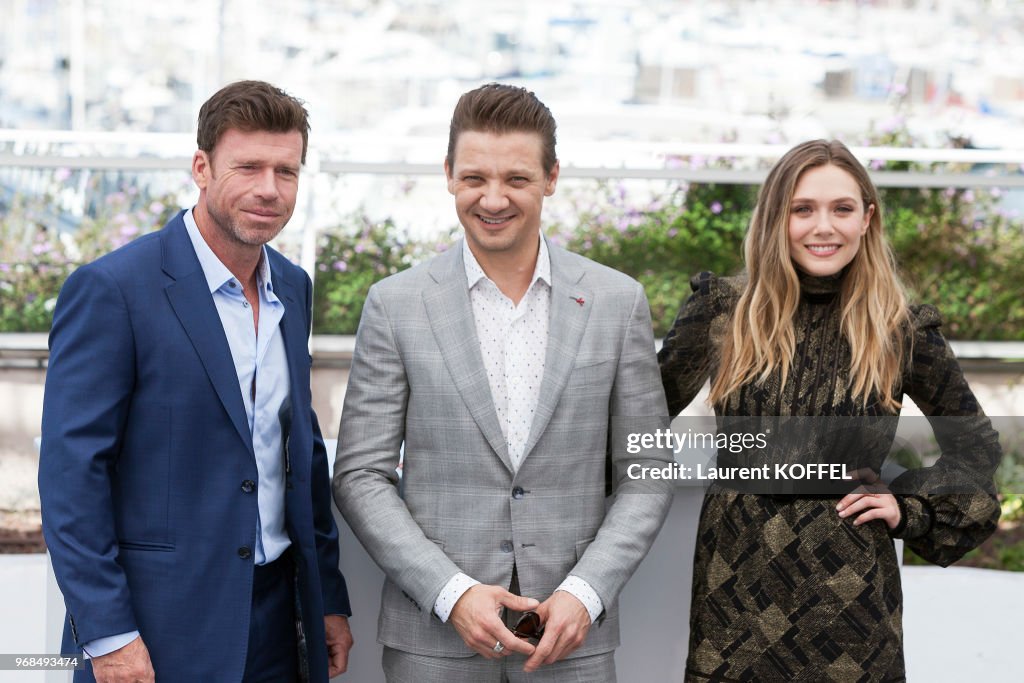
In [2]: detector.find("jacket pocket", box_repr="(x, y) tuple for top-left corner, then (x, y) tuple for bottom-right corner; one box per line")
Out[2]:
(118, 540), (175, 552)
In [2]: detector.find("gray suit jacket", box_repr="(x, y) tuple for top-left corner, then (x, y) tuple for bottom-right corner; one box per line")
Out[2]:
(333, 239), (673, 658)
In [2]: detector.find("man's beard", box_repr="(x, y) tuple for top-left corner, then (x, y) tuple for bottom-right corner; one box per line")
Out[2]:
(211, 204), (288, 247)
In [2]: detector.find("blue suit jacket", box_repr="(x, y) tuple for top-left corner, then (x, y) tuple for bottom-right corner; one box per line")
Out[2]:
(39, 211), (350, 682)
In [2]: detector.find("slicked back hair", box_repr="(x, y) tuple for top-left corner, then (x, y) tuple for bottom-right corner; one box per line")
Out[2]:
(447, 83), (557, 175)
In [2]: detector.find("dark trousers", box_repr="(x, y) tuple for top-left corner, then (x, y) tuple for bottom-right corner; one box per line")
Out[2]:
(242, 553), (299, 683)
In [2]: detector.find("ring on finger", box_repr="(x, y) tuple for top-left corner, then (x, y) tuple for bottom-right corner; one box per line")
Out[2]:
(492, 641), (505, 654)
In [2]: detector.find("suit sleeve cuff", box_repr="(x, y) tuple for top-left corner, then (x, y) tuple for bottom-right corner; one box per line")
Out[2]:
(556, 575), (603, 623)
(433, 573), (479, 623)
(82, 631), (140, 660)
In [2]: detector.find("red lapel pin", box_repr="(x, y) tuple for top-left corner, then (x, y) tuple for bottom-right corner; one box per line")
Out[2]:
(571, 296), (585, 306)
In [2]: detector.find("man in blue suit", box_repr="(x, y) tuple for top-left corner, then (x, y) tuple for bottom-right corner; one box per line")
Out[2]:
(39, 80), (352, 682)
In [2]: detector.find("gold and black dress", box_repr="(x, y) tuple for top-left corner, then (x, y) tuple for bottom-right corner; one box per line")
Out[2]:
(658, 271), (1001, 682)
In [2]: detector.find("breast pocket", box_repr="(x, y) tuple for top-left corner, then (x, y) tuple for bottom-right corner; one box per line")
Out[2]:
(566, 358), (616, 392)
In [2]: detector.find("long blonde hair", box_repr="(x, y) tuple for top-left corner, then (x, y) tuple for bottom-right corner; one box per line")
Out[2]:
(708, 140), (910, 413)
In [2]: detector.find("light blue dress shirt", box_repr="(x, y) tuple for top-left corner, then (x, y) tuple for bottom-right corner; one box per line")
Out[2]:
(84, 208), (291, 658)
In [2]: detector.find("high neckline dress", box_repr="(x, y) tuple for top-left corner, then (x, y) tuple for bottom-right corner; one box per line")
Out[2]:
(658, 271), (1001, 682)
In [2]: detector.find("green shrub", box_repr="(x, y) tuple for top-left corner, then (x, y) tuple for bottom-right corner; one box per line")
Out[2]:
(312, 216), (453, 334)
(0, 175), (180, 331)
(3, 149), (1023, 340)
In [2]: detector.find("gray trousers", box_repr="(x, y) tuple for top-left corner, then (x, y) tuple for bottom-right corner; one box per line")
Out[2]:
(382, 647), (617, 683)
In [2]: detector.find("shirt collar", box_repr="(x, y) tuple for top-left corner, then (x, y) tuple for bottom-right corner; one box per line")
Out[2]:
(462, 235), (551, 292)
(183, 207), (275, 296)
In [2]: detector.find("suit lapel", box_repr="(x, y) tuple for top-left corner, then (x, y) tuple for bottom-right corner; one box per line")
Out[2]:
(161, 214), (254, 456)
(520, 243), (592, 463)
(422, 245), (512, 472)
(271, 256), (307, 477)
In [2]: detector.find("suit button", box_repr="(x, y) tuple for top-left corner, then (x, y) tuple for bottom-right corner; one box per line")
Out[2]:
(512, 486), (525, 499)
(238, 546), (252, 560)
(241, 480), (256, 493)
(500, 540), (514, 553)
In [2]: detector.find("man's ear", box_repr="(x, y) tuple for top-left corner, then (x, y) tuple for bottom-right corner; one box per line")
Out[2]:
(544, 160), (560, 196)
(192, 150), (211, 190)
(443, 157), (455, 195)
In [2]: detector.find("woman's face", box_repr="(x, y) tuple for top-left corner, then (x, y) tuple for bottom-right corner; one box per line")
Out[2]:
(787, 163), (874, 277)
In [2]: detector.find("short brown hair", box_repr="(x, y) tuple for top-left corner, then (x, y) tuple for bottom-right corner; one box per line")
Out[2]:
(197, 80), (310, 163)
(446, 83), (557, 175)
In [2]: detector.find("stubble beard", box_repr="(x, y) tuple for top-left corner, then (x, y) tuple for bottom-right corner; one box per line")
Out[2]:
(209, 203), (289, 249)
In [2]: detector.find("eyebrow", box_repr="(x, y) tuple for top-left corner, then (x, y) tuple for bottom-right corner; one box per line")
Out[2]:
(233, 158), (299, 169)
(791, 196), (859, 203)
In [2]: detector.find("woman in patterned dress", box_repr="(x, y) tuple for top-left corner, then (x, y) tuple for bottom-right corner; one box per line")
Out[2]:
(658, 139), (1001, 682)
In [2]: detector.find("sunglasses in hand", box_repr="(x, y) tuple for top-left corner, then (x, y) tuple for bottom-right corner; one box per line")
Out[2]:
(511, 611), (545, 642)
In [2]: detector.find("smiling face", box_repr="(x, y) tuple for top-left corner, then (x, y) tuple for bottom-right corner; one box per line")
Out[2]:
(445, 130), (559, 269)
(788, 163), (874, 277)
(192, 127), (303, 258)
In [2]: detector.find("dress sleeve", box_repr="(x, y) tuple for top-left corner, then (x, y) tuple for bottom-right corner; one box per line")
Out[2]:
(657, 272), (729, 416)
(889, 304), (1002, 567)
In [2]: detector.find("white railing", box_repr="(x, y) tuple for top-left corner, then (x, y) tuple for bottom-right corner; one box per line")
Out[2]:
(3, 131), (1024, 185)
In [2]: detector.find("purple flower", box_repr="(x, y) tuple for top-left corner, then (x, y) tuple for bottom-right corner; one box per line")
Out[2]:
(333, 260), (348, 272)
(32, 243), (51, 256)
(120, 226), (139, 238)
(963, 190), (975, 203)
(150, 201), (165, 214)
(710, 202), (723, 215)
(0, 263), (9, 272)
(870, 159), (884, 170)
(354, 243), (366, 254)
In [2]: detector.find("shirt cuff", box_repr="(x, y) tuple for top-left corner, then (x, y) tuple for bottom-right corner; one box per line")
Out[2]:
(556, 575), (604, 623)
(82, 631), (140, 660)
(433, 573), (480, 623)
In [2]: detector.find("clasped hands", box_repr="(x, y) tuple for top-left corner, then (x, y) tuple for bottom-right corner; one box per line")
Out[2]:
(449, 584), (591, 673)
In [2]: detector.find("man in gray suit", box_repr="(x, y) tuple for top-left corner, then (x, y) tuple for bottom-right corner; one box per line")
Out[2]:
(333, 83), (673, 682)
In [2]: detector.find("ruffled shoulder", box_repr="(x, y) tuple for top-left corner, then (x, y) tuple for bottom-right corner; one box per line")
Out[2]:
(687, 271), (744, 317)
(909, 303), (943, 332)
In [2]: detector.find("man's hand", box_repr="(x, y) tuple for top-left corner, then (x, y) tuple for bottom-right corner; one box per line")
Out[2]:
(325, 615), (353, 678)
(449, 584), (539, 659)
(522, 591), (591, 673)
(89, 636), (154, 683)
